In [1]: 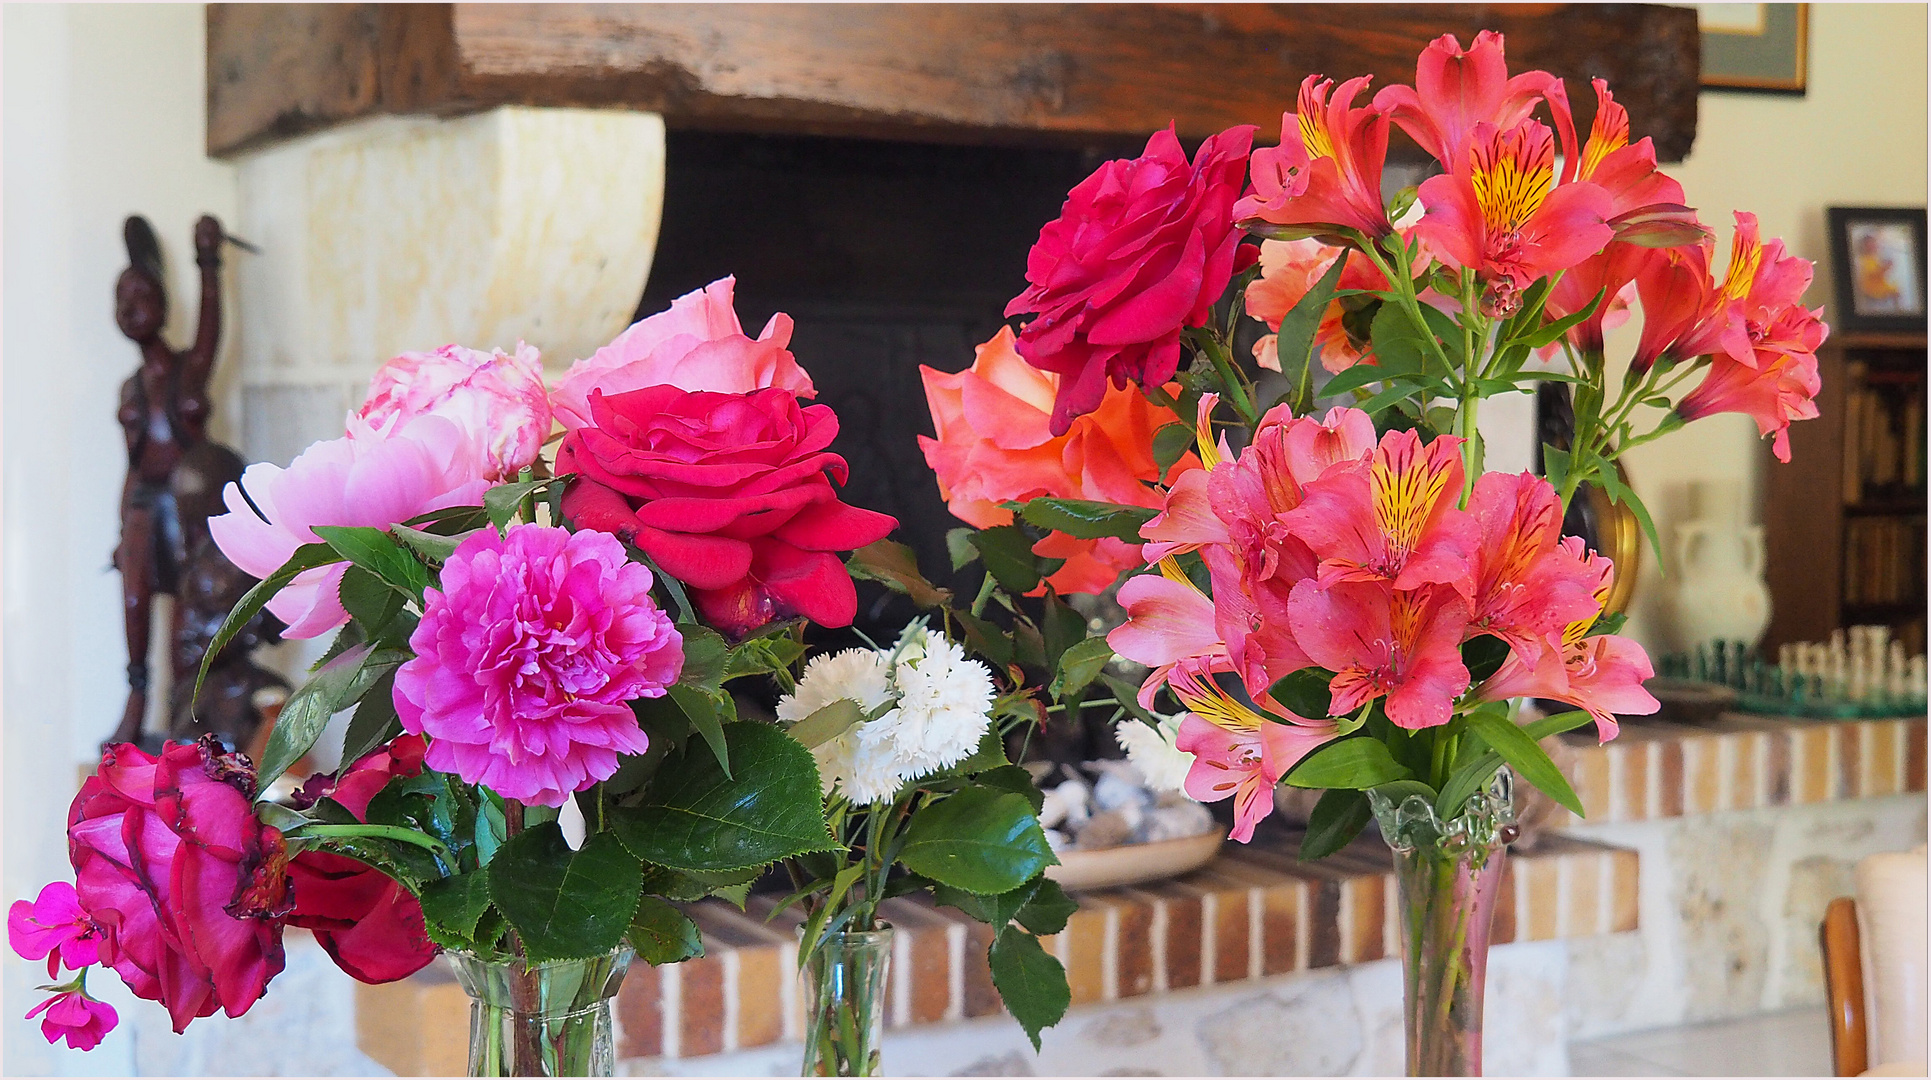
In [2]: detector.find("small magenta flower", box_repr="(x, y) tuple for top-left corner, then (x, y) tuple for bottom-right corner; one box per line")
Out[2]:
(9, 882), (100, 979)
(25, 984), (117, 1052)
(394, 523), (684, 807)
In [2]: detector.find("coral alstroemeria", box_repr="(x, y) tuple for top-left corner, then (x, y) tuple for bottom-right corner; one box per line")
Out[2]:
(1463, 472), (1602, 652)
(1287, 581), (1473, 729)
(1635, 213), (1822, 375)
(1676, 327), (1825, 463)
(1477, 538), (1658, 739)
(1376, 31), (1566, 170)
(1285, 428), (1480, 595)
(1572, 80), (1707, 247)
(1414, 119), (1614, 317)
(1169, 669), (1339, 842)
(1235, 75), (1394, 240)
(1545, 242), (1656, 357)
(1108, 562), (1230, 709)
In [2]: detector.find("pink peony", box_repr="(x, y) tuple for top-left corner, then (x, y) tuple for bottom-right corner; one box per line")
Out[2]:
(8, 882), (100, 979)
(356, 343), (553, 480)
(553, 276), (814, 430)
(393, 524), (684, 807)
(67, 739), (291, 1033)
(208, 414), (491, 639)
(25, 989), (117, 1051)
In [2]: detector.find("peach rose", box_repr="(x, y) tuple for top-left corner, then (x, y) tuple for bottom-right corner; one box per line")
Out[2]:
(1245, 238), (1377, 375)
(919, 326), (1197, 595)
(552, 276), (814, 429)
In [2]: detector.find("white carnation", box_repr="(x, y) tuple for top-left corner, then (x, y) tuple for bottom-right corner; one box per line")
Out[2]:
(1115, 714), (1194, 794)
(857, 632), (995, 786)
(777, 649), (896, 800)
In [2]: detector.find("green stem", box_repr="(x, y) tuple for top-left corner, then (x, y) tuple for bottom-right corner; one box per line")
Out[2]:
(1200, 333), (1258, 426)
(969, 573), (997, 619)
(291, 823), (450, 854)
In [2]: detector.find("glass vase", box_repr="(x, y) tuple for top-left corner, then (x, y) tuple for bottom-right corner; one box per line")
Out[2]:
(448, 948), (632, 1077)
(1369, 768), (1516, 1077)
(800, 926), (893, 1077)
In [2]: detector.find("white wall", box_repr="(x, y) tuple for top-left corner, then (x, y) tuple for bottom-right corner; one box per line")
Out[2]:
(4, 4), (237, 1074)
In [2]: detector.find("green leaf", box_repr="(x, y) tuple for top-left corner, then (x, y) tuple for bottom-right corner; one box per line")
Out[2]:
(676, 626), (729, 693)
(989, 926), (1070, 1051)
(258, 644), (409, 790)
(971, 526), (1048, 594)
(956, 610), (1015, 669)
(1595, 466), (1663, 564)
(947, 528), (981, 571)
(1586, 610), (1628, 638)
(1319, 362), (1389, 399)
(338, 565), (405, 636)
(725, 632), (806, 683)
(931, 878), (1037, 929)
(1299, 789), (1372, 861)
(668, 684), (733, 779)
(1435, 750), (1504, 820)
(788, 698), (864, 750)
(948, 725), (1011, 775)
(1152, 423), (1196, 475)
(1101, 673), (1157, 725)
(1018, 498), (1159, 542)
(390, 523), (464, 564)
(1015, 877), (1078, 936)
(898, 787), (1056, 895)
(196, 541), (343, 704)
(487, 826), (642, 962)
(337, 670), (402, 769)
(1039, 593), (1086, 676)
(1542, 444), (1572, 494)
(484, 478), (550, 532)
(976, 765), (1046, 814)
(611, 721), (834, 872)
(1368, 302), (1432, 375)
(846, 539), (951, 608)
(1523, 709), (1597, 742)
(1050, 636), (1114, 702)
(627, 896), (705, 965)
(312, 525), (431, 601)
(1283, 736), (1411, 789)
(1460, 635), (1512, 685)
(418, 873), (492, 941)
(1518, 288), (1604, 348)
(1465, 710), (1583, 816)
(1275, 253), (1351, 384)
(1266, 667), (1335, 719)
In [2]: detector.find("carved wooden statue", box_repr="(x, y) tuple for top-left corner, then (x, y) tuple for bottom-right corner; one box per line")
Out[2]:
(109, 215), (283, 752)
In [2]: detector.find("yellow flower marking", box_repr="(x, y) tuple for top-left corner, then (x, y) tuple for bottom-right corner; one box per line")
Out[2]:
(1720, 232), (1764, 302)
(1171, 668), (1266, 733)
(1578, 100), (1629, 182)
(1469, 124), (1555, 235)
(1371, 440), (1454, 562)
(1296, 80), (1336, 161)
(1560, 552), (1617, 648)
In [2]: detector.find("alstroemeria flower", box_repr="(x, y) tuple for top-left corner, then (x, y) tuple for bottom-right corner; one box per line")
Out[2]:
(1236, 75), (1394, 241)
(1109, 561), (1231, 709)
(1284, 427), (1480, 595)
(1545, 242), (1656, 357)
(1463, 472), (1602, 651)
(1635, 212), (1820, 375)
(1169, 668), (1338, 842)
(1375, 30), (1566, 169)
(1477, 538), (1656, 739)
(1288, 581), (1473, 730)
(1414, 118), (1614, 317)
(1676, 323), (1825, 462)
(1571, 79), (1706, 247)
(1245, 239), (1409, 374)
(9, 883), (100, 982)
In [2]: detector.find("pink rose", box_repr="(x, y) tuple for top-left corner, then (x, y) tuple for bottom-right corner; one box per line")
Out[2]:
(287, 735), (438, 983)
(208, 414), (491, 638)
(67, 739), (291, 1033)
(356, 343), (553, 480)
(394, 525), (684, 807)
(1006, 125), (1256, 435)
(553, 276), (815, 430)
(556, 386), (897, 636)
(919, 326), (1198, 594)
(25, 989), (117, 1051)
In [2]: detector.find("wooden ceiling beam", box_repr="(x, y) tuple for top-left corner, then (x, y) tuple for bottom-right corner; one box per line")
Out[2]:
(207, 3), (1699, 161)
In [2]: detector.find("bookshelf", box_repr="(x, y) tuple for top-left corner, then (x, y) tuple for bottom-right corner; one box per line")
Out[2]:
(1765, 331), (1928, 655)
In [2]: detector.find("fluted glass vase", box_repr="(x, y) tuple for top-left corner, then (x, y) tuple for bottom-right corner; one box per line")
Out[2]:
(1369, 768), (1516, 1077)
(800, 927), (893, 1077)
(449, 948), (631, 1077)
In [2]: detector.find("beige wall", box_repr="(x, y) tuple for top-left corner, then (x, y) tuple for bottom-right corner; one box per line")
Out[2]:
(1618, 3), (1929, 652)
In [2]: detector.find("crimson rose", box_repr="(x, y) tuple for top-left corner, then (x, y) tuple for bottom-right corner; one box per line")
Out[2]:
(1005, 124), (1256, 435)
(557, 385), (897, 635)
(67, 739), (290, 1033)
(287, 735), (439, 983)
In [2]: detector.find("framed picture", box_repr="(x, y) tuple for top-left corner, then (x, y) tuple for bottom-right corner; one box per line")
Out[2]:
(1698, 3), (1809, 93)
(1826, 207), (1928, 334)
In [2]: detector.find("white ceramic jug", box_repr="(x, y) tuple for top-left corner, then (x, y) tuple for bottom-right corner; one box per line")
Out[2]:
(1668, 479), (1772, 649)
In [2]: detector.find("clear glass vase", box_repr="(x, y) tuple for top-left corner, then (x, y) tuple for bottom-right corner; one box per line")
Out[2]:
(448, 948), (632, 1077)
(800, 926), (893, 1077)
(1369, 768), (1516, 1077)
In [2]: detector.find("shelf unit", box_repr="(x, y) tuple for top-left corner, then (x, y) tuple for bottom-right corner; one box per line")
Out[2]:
(1766, 331), (1928, 655)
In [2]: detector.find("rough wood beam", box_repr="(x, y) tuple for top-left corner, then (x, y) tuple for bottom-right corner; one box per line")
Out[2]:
(208, 3), (1698, 160)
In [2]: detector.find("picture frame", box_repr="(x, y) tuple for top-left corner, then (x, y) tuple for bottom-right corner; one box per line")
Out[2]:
(1698, 3), (1809, 94)
(1826, 207), (1928, 334)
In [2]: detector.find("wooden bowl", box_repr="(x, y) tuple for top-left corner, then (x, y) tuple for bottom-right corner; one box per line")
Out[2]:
(1044, 828), (1226, 892)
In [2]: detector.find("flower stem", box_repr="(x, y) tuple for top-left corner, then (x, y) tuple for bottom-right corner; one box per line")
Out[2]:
(291, 823), (450, 855)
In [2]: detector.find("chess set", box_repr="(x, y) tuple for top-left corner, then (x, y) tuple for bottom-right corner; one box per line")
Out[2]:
(1656, 627), (1929, 719)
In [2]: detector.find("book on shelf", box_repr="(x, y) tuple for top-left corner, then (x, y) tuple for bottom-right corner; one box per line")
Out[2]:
(1841, 362), (1928, 506)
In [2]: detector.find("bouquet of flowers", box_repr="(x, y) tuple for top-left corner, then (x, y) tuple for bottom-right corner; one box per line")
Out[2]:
(919, 30), (1826, 1076)
(10, 277), (1073, 1076)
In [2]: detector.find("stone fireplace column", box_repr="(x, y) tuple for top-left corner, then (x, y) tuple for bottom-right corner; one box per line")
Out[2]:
(229, 105), (665, 466)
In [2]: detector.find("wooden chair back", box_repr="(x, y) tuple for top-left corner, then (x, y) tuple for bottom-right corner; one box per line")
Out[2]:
(1822, 895), (1869, 1077)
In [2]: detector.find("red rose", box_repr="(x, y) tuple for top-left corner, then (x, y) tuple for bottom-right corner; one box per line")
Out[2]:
(1005, 124), (1256, 435)
(287, 735), (439, 984)
(556, 385), (897, 635)
(67, 738), (290, 1033)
